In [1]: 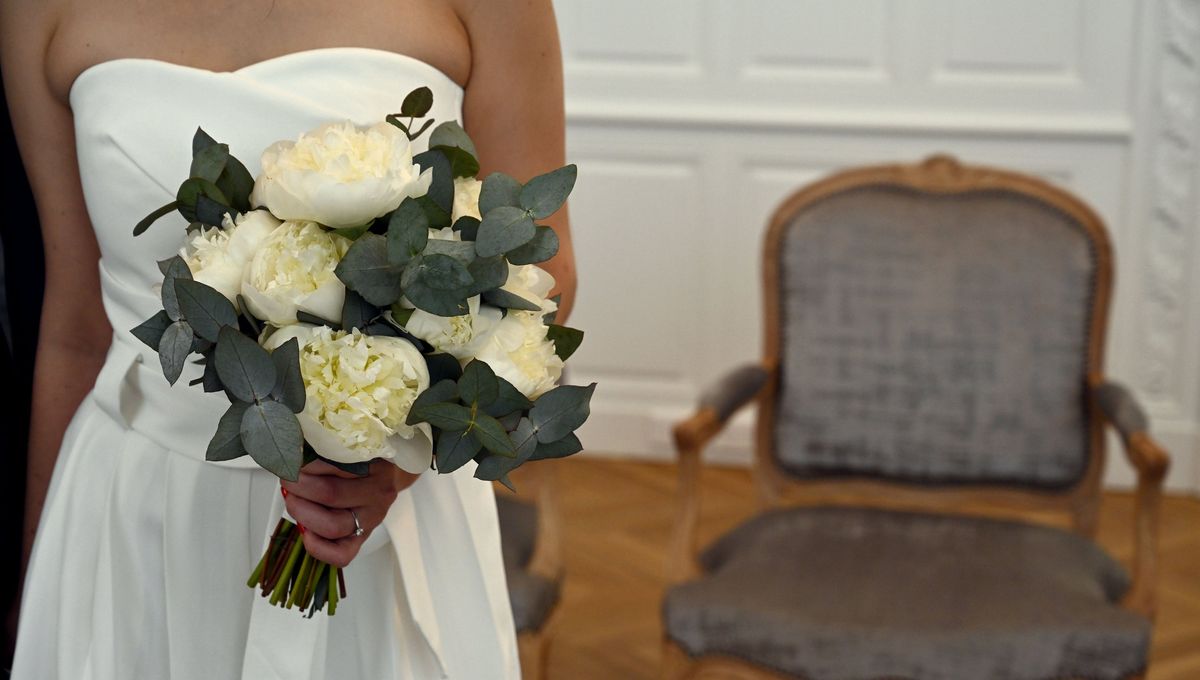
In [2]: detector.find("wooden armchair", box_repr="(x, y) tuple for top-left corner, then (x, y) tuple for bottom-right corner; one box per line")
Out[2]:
(661, 155), (1170, 680)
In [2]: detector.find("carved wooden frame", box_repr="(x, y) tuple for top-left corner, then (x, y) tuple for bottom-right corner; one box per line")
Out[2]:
(661, 155), (1168, 680)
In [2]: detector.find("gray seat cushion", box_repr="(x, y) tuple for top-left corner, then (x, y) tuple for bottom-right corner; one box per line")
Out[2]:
(496, 495), (561, 633)
(663, 506), (1149, 680)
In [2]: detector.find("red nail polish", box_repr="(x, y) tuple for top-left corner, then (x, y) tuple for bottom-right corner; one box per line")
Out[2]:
(298, 524), (306, 535)
(281, 487), (289, 498)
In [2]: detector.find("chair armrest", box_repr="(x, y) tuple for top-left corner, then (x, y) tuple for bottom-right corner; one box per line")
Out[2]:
(526, 463), (564, 582)
(667, 363), (772, 585)
(1092, 381), (1171, 619)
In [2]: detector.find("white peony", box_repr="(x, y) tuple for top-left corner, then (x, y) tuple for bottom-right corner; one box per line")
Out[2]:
(178, 210), (280, 304)
(251, 121), (432, 229)
(451, 176), (482, 223)
(240, 220), (351, 326)
(473, 311), (563, 399)
(263, 324), (433, 472)
(502, 263), (558, 316)
(403, 297), (503, 361)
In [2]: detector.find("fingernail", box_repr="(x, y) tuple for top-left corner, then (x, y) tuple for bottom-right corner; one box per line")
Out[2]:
(298, 524), (306, 535)
(281, 487), (289, 498)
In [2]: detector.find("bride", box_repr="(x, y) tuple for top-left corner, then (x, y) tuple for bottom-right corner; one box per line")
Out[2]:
(1, 0), (576, 677)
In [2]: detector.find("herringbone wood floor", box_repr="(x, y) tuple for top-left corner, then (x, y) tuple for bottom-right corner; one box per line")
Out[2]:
(524, 457), (1200, 680)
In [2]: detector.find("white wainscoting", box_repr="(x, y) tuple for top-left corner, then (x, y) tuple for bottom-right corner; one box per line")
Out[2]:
(556, 0), (1200, 493)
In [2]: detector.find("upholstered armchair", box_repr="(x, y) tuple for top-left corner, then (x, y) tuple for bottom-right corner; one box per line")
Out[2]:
(497, 464), (564, 680)
(661, 155), (1170, 680)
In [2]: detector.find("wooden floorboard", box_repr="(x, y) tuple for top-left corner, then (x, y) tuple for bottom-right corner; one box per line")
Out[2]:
(517, 457), (1200, 679)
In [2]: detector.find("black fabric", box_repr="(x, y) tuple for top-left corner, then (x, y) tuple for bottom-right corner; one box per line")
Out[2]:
(1094, 382), (1149, 439)
(496, 495), (560, 633)
(663, 506), (1148, 680)
(700, 364), (769, 421)
(773, 186), (1096, 488)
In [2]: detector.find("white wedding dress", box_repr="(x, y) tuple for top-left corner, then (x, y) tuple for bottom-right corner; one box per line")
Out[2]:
(12, 47), (521, 680)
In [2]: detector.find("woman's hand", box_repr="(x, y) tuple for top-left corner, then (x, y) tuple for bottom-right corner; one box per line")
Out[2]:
(280, 459), (420, 567)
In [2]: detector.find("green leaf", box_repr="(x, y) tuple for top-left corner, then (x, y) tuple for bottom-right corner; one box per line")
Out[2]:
(237, 294), (262, 335)
(340, 289), (377, 332)
(190, 142), (229, 183)
(530, 382), (596, 443)
(458, 360), (499, 407)
(498, 410), (522, 431)
(134, 201), (181, 236)
(413, 149), (453, 213)
(418, 253), (473, 291)
(159, 320), (195, 385)
(160, 256), (193, 322)
(214, 325), (277, 403)
(400, 86), (434, 117)
(475, 206), (535, 258)
(520, 165), (577, 220)
(508, 417), (540, 462)
(481, 288), (541, 312)
(438, 146), (480, 179)
(484, 375), (534, 418)
(269, 338), (306, 413)
(216, 156), (255, 213)
(174, 278), (238, 342)
(387, 199), (429, 267)
(452, 216), (480, 241)
(176, 177), (229, 223)
(404, 280), (470, 317)
(546, 324), (585, 361)
(531, 432), (583, 460)
(425, 353), (464, 385)
(472, 413), (518, 458)
(335, 233), (404, 307)
(416, 194), (451, 230)
(130, 310), (173, 351)
(435, 429), (481, 474)
(202, 358), (224, 392)
(429, 121), (478, 159)
(423, 238), (476, 265)
(506, 226), (560, 265)
(332, 222), (373, 241)
(241, 400), (304, 481)
(207, 401), (251, 461)
(194, 194), (230, 227)
(407, 379), (460, 426)
(544, 294), (563, 324)
(412, 402), (473, 431)
(473, 453), (522, 483)
(479, 173), (522, 214)
(389, 303), (415, 327)
(297, 309), (340, 328)
(192, 127), (219, 155)
(466, 255), (508, 297)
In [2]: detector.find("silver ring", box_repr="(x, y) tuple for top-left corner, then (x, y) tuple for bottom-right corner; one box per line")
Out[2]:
(350, 508), (364, 537)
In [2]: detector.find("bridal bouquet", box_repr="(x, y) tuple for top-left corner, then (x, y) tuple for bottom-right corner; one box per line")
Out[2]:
(129, 87), (592, 617)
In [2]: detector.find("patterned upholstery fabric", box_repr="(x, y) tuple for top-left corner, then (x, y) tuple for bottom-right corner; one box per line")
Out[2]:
(496, 495), (560, 633)
(663, 507), (1149, 680)
(773, 186), (1096, 487)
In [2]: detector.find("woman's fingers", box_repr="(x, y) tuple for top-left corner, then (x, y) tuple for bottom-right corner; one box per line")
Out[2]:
(284, 492), (357, 540)
(300, 528), (369, 569)
(299, 459), (362, 479)
(281, 470), (393, 509)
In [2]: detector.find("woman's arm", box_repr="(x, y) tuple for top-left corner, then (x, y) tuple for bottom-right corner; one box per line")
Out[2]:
(1, 2), (114, 571)
(456, 0), (577, 323)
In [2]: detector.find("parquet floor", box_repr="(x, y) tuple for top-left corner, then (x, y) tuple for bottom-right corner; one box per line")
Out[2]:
(524, 457), (1200, 679)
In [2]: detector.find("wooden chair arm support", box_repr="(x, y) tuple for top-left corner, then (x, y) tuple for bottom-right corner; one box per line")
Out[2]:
(667, 364), (773, 586)
(527, 463), (564, 581)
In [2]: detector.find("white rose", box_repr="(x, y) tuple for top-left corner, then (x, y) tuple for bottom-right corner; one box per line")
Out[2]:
(178, 210), (280, 304)
(241, 220), (350, 326)
(451, 176), (482, 223)
(403, 297), (503, 361)
(473, 311), (563, 398)
(263, 324), (433, 472)
(502, 263), (558, 316)
(251, 121), (433, 229)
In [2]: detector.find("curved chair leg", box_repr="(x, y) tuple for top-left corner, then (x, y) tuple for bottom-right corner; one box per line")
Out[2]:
(518, 630), (549, 680)
(661, 639), (695, 680)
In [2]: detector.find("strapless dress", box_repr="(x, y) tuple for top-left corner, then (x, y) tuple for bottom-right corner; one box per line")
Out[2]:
(11, 46), (520, 680)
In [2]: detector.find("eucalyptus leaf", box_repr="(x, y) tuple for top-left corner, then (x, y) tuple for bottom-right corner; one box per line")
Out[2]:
(425, 353), (464, 385)
(174, 278), (238, 342)
(475, 206), (535, 258)
(214, 325), (277, 403)
(529, 382), (596, 443)
(435, 429), (481, 474)
(333, 222), (373, 241)
(192, 127), (219, 154)
(508, 417), (539, 462)
(135, 202), (179, 237)
(438, 146), (480, 179)
(217, 156), (255, 213)
(340, 289), (377, 332)
(416, 195), (451, 230)
(159, 320), (195, 385)
(269, 338), (306, 413)
(413, 149), (453, 213)
(458, 360), (499, 408)
(176, 177), (229, 223)
(241, 400), (304, 481)
(400, 86), (434, 117)
(479, 172), (522, 214)
(498, 411), (522, 431)
(194, 195), (229, 227)
(389, 304), (415, 327)
(407, 379), (461, 426)
(452, 216), (480, 241)
(544, 294), (563, 324)
(335, 233), (404, 307)
(472, 414), (518, 458)
(429, 121), (478, 158)
(483, 375), (534, 418)
(131, 310), (173, 351)
(160, 256), (193, 322)
(387, 199), (429, 267)
(520, 165), (577, 220)
(418, 253), (472, 291)
(297, 309), (340, 328)
(236, 294), (261, 335)
(423, 238), (476, 265)
(506, 226), (559, 265)
(546, 324), (585, 361)
(207, 401), (251, 461)
(473, 454), (521, 483)
(190, 142), (229, 183)
(404, 280), (469, 317)
(481, 288), (541, 312)
(202, 358), (224, 393)
(411, 402), (473, 431)
(531, 432), (584, 460)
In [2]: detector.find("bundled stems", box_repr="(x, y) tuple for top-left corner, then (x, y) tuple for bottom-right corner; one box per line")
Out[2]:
(247, 518), (345, 617)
